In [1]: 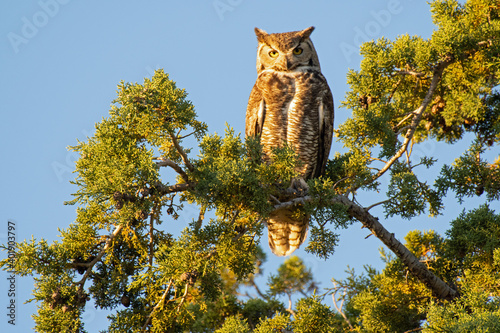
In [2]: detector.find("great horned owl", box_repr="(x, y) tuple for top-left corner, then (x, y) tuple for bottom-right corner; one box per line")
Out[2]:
(245, 27), (334, 256)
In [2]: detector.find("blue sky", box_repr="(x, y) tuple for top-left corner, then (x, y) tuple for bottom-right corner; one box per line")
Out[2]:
(0, 1), (495, 331)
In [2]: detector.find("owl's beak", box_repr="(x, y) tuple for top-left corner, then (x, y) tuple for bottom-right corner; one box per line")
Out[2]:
(278, 55), (294, 71)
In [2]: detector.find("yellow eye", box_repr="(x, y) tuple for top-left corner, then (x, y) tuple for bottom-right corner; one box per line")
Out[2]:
(293, 47), (303, 55)
(268, 50), (279, 58)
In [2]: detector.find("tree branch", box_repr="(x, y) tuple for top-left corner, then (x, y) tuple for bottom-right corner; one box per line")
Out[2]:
(155, 182), (192, 195)
(339, 195), (457, 300)
(272, 195), (458, 300)
(286, 293), (296, 316)
(365, 199), (392, 211)
(397, 70), (427, 78)
(331, 281), (353, 330)
(371, 57), (453, 182)
(176, 283), (190, 313)
(141, 280), (174, 332)
(76, 224), (123, 286)
(155, 158), (189, 183)
(194, 205), (206, 231)
(169, 133), (194, 172)
(387, 78), (402, 104)
(394, 111), (416, 129)
(250, 280), (267, 299)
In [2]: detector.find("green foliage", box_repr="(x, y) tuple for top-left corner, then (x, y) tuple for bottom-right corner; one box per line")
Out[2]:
(329, 212), (500, 332)
(446, 204), (500, 263)
(339, 237), (433, 332)
(187, 127), (298, 220)
(384, 162), (442, 219)
(324, 151), (378, 193)
(421, 206), (500, 332)
(444, 205), (500, 295)
(292, 296), (341, 333)
(215, 315), (251, 333)
(238, 298), (284, 330)
(338, 0), (500, 212)
(253, 312), (292, 333)
(305, 225), (340, 260)
(424, 287), (500, 332)
(437, 140), (500, 202)
(268, 256), (316, 299)
(188, 293), (242, 332)
(32, 274), (87, 333)
(305, 177), (354, 259)
(68, 69), (206, 207)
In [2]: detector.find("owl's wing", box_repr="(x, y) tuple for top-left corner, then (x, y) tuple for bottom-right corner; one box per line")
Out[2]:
(245, 83), (265, 137)
(316, 87), (334, 178)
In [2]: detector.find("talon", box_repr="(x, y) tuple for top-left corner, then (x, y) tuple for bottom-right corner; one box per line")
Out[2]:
(290, 178), (309, 195)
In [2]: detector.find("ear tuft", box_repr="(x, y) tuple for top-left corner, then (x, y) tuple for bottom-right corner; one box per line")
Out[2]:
(300, 26), (315, 39)
(254, 27), (268, 42)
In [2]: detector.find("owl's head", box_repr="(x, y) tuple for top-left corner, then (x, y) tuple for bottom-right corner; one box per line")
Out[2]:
(254, 26), (320, 74)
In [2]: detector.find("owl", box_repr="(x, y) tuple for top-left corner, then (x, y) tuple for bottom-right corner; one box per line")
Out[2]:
(245, 26), (334, 256)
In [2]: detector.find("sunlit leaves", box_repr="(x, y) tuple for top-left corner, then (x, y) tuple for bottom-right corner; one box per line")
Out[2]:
(424, 286), (500, 332)
(384, 163), (442, 219)
(292, 296), (341, 333)
(337, 0), (500, 230)
(189, 126), (299, 217)
(436, 140), (500, 202)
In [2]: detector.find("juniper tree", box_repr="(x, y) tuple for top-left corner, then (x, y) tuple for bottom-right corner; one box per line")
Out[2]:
(1, 0), (500, 332)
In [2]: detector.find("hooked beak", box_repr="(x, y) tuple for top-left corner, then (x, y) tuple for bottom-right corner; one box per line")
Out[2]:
(277, 55), (294, 71)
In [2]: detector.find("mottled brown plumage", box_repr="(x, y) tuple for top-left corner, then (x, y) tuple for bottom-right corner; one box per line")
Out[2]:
(245, 27), (334, 256)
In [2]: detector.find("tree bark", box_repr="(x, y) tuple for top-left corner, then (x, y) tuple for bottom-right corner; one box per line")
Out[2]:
(273, 195), (458, 300)
(335, 195), (457, 300)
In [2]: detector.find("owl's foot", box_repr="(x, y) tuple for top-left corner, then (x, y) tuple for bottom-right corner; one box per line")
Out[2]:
(285, 178), (309, 196)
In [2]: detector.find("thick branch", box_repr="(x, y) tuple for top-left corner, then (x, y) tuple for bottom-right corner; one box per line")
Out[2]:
(397, 70), (427, 78)
(156, 158), (189, 183)
(286, 293), (296, 317)
(194, 205), (206, 231)
(337, 195), (457, 300)
(272, 195), (458, 300)
(155, 182), (193, 195)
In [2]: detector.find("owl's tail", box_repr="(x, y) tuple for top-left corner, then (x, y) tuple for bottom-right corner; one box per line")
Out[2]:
(267, 206), (309, 256)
